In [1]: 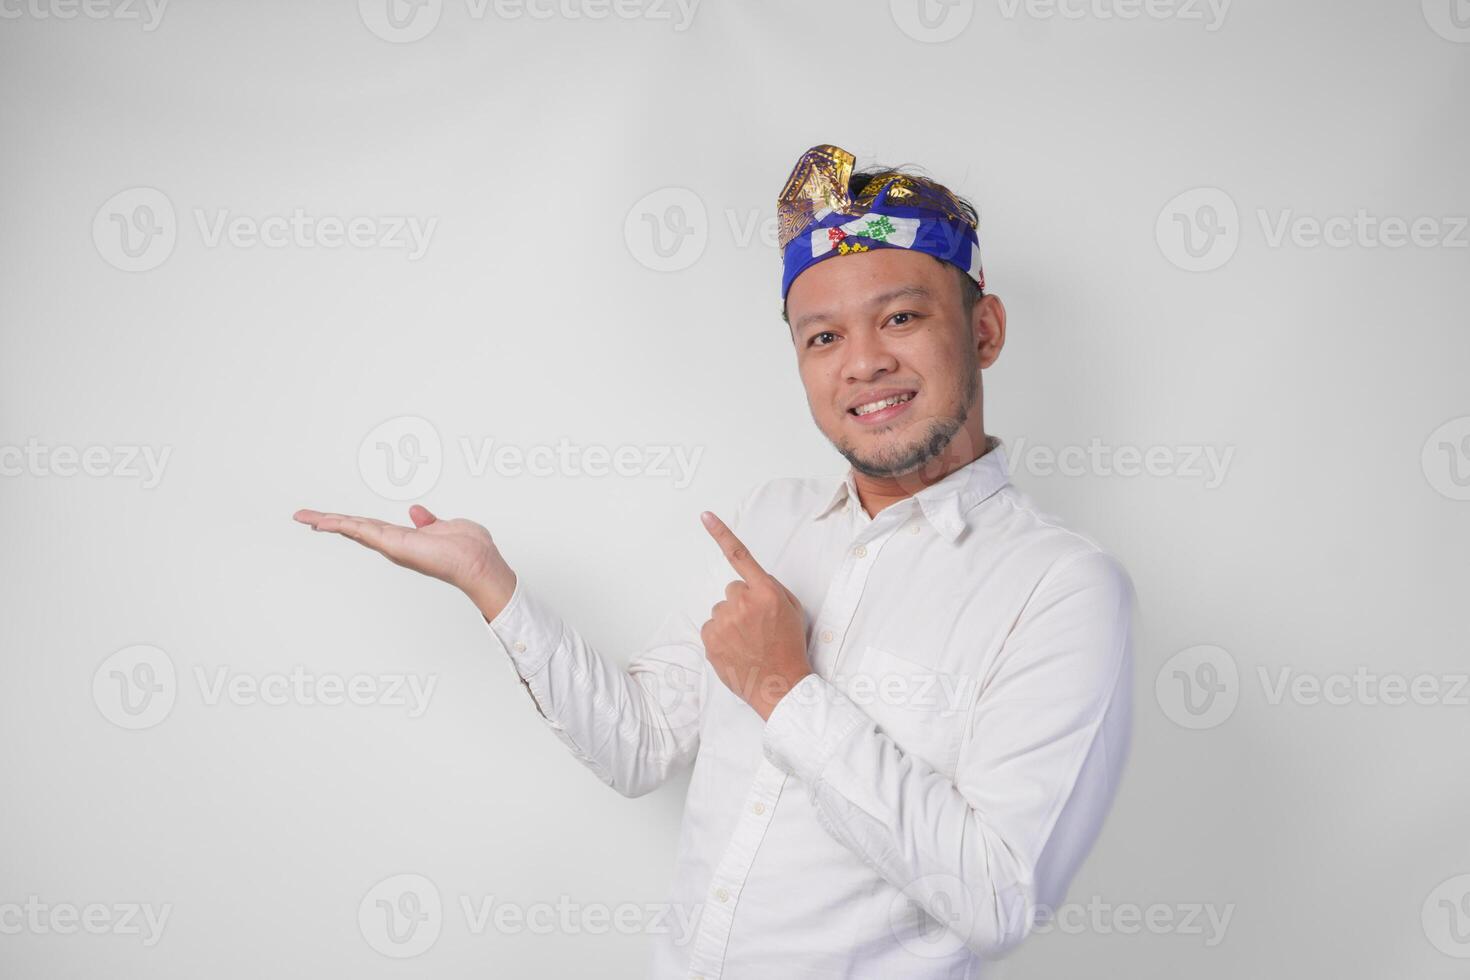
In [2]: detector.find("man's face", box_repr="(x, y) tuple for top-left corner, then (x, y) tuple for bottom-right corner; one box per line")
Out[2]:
(786, 248), (991, 479)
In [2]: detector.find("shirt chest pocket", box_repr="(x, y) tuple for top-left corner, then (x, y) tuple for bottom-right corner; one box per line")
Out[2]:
(840, 645), (974, 778)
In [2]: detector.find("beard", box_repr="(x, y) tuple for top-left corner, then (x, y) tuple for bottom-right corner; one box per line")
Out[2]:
(830, 349), (981, 479)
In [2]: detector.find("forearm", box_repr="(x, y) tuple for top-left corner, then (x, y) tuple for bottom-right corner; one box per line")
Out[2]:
(762, 676), (1036, 955)
(487, 575), (703, 798)
(762, 659), (1130, 958)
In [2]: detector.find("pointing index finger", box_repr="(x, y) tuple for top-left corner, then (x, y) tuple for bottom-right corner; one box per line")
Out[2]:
(701, 511), (769, 584)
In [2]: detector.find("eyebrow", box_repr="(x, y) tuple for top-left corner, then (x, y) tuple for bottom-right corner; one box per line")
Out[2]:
(791, 284), (934, 335)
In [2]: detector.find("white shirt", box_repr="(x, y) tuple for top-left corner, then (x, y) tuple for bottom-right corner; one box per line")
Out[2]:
(486, 441), (1133, 979)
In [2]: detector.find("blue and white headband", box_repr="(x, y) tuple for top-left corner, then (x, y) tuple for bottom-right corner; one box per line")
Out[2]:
(777, 144), (984, 300)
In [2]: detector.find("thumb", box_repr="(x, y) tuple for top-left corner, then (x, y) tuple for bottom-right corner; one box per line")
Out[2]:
(408, 504), (438, 528)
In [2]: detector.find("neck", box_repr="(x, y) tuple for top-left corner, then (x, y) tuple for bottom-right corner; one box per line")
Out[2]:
(851, 428), (992, 518)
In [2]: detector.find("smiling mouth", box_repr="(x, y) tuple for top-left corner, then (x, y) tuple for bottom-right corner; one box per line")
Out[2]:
(849, 391), (916, 418)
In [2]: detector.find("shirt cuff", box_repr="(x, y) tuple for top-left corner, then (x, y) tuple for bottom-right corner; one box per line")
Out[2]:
(762, 673), (873, 783)
(484, 575), (566, 677)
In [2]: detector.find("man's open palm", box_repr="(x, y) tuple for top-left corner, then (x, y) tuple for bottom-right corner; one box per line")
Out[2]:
(293, 504), (516, 619)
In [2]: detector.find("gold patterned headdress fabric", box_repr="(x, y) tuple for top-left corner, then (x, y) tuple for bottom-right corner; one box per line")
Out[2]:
(776, 143), (983, 298)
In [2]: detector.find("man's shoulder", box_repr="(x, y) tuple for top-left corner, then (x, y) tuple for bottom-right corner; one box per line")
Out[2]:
(986, 484), (1133, 598)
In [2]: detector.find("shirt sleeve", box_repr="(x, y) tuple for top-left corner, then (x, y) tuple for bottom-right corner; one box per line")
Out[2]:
(481, 505), (747, 798)
(760, 548), (1135, 957)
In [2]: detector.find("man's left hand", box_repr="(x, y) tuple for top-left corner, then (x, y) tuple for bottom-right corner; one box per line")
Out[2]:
(699, 511), (812, 721)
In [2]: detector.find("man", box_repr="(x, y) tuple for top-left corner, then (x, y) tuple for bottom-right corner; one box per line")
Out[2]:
(295, 143), (1133, 978)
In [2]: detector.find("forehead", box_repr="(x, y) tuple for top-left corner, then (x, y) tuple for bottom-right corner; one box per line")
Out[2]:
(786, 248), (953, 325)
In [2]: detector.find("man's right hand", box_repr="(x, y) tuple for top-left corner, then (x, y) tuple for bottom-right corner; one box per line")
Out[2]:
(293, 504), (517, 622)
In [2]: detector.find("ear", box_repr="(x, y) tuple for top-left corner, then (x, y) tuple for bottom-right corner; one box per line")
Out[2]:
(973, 293), (1007, 369)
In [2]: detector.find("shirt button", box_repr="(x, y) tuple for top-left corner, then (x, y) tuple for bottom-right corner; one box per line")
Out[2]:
(512, 641), (527, 653)
(715, 887), (730, 902)
(820, 629), (834, 643)
(909, 523), (922, 534)
(853, 544), (868, 558)
(752, 801), (766, 815)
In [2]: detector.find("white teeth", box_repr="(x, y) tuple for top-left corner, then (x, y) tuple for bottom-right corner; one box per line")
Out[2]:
(853, 393), (914, 416)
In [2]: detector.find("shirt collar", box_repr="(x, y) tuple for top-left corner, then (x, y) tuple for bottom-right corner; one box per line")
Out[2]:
(812, 437), (1011, 541)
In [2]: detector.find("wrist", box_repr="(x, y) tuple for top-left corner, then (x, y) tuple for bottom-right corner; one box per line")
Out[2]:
(467, 569), (518, 623)
(755, 667), (813, 722)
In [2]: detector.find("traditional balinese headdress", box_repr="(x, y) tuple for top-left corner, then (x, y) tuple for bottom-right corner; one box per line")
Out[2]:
(777, 143), (984, 300)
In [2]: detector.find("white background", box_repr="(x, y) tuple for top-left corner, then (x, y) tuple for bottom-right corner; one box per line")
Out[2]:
(2, 0), (1468, 976)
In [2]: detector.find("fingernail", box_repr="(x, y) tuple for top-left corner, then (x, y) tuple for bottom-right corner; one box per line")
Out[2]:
(700, 511), (715, 528)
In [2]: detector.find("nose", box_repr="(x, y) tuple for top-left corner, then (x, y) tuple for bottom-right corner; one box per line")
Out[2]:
(842, 324), (899, 383)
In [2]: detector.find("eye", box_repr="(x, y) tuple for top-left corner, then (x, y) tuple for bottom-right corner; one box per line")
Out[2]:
(809, 330), (839, 348)
(887, 311), (918, 327)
